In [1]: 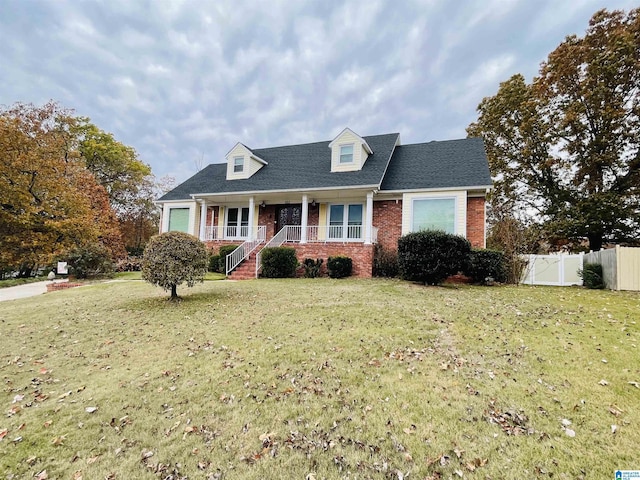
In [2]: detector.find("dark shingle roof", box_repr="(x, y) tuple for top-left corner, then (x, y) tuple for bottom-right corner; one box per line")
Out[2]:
(158, 134), (491, 201)
(159, 133), (399, 201)
(380, 137), (491, 191)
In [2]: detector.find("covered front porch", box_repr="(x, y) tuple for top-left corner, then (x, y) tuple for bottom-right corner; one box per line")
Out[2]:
(193, 190), (378, 277)
(194, 191), (378, 246)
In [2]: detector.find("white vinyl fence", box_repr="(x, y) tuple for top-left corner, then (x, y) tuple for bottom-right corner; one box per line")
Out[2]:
(521, 253), (584, 286)
(522, 247), (640, 290)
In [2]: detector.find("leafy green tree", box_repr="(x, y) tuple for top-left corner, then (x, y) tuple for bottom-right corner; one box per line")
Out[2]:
(75, 122), (152, 213)
(468, 8), (640, 251)
(142, 232), (208, 300)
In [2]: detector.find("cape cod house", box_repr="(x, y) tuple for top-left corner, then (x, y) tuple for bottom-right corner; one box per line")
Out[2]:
(157, 128), (492, 279)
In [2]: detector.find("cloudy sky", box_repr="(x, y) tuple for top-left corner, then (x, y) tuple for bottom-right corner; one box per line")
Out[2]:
(1, 0), (636, 184)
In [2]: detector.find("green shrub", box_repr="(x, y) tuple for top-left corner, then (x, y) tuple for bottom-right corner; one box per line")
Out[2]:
(397, 230), (471, 285)
(466, 249), (507, 284)
(303, 258), (323, 278)
(217, 245), (240, 273)
(208, 254), (220, 272)
(373, 245), (398, 278)
(116, 256), (142, 272)
(579, 263), (604, 289)
(261, 247), (298, 278)
(327, 256), (352, 279)
(64, 243), (115, 279)
(142, 232), (208, 299)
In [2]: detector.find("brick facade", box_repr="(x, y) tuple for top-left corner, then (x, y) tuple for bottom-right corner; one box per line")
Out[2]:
(207, 196), (486, 278)
(291, 243), (375, 278)
(372, 200), (403, 251)
(466, 197), (485, 248)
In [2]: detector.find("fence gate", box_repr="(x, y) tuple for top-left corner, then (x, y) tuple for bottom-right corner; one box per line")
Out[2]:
(521, 254), (584, 286)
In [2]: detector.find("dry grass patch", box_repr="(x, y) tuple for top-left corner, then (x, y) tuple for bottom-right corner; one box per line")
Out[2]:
(0, 279), (639, 479)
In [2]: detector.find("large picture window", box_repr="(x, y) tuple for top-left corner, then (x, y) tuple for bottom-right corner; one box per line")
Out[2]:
(412, 198), (456, 234)
(329, 204), (363, 239)
(168, 208), (190, 233)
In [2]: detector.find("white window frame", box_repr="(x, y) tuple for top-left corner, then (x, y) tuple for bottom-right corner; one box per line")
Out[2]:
(233, 156), (244, 173)
(410, 196), (458, 234)
(328, 203), (364, 241)
(339, 144), (354, 164)
(225, 206), (250, 239)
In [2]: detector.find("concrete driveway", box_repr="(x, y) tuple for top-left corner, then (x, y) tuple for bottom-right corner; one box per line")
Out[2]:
(0, 281), (49, 302)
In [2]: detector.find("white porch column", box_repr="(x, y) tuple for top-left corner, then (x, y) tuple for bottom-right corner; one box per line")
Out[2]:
(365, 191), (374, 244)
(248, 197), (255, 238)
(199, 200), (207, 240)
(301, 194), (308, 243)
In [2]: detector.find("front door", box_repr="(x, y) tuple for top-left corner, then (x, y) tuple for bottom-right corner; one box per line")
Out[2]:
(276, 204), (302, 239)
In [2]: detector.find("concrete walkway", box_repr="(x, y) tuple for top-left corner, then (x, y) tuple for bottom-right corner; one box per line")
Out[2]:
(0, 281), (49, 302)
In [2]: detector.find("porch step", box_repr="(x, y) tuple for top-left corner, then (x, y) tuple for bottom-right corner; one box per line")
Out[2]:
(227, 253), (258, 280)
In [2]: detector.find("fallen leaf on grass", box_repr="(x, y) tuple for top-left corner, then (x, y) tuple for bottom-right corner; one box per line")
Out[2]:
(87, 455), (100, 464)
(72, 471), (83, 480)
(44, 421), (53, 427)
(466, 458), (488, 471)
(612, 425), (618, 434)
(85, 406), (98, 413)
(13, 394), (24, 403)
(564, 428), (576, 437)
(52, 435), (66, 446)
(35, 470), (48, 480)
(26, 456), (37, 466)
(0, 428), (8, 440)
(609, 405), (623, 417)
(628, 381), (640, 389)
(598, 379), (609, 386)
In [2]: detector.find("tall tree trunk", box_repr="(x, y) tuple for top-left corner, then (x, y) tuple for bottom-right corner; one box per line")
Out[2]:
(170, 284), (178, 299)
(587, 232), (603, 252)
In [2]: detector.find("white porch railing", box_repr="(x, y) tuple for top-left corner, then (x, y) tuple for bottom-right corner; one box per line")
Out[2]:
(225, 226), (266, 275)
(282, 225), (377, 243)
(204, 225), (222, 241)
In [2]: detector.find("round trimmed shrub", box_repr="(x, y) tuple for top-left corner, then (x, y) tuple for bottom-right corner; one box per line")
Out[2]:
(260, 247), (298, 278)
(142, 232), (208, 299)
(327, 255), (352, 279)
(398, 230), (471, 285)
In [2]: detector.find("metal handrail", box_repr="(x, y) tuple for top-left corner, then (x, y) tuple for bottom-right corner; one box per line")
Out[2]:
(225, 226), (266, 275)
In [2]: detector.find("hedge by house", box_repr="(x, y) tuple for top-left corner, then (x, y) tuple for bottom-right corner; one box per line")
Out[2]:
(327, 256), (352, 279)
(260, 247), (298, 278)
(465, 249), (507, 284)
(398, 230), (471, 285)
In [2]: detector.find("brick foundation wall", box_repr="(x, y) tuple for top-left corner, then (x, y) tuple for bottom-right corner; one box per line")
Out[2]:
(47, 282), (82, 292)
(290, 243), (375, 278)
(373, 200), (403, 251)
(206, 241), (244, 254)
(466, 197), (486, 248)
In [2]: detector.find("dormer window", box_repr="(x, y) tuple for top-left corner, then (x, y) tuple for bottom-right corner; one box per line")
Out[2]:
(233, 156), (244, 173)
(339, 144), (354, 164)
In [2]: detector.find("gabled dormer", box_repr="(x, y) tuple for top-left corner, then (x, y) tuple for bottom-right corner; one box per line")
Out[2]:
(225, 142), (268, 180)
(328, 128), (373, 173)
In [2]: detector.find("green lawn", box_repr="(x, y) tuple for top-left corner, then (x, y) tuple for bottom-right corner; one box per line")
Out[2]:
(1, 279), (639, 479)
